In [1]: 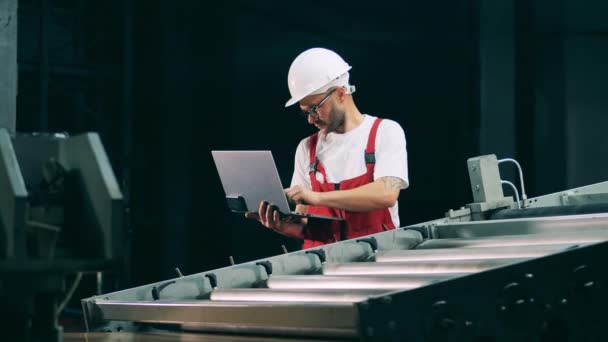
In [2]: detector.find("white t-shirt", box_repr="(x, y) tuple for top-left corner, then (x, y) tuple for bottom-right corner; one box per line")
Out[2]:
(290, 114), (409, 227)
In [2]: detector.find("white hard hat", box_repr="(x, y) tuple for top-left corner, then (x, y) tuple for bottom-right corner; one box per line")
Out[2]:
(285, 48), (356, 107)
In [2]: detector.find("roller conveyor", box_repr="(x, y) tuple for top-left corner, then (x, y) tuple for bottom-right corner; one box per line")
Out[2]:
(84, 224), (608, 341)
(82, 175), (608, 341)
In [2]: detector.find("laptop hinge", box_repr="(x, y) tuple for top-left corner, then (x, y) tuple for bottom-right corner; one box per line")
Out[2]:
(226, 194), (247, 212)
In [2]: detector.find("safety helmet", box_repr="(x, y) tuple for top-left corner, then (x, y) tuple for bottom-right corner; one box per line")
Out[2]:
(285, 48), (356, 107)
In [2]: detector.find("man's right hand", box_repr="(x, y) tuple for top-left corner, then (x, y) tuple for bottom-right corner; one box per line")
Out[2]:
(244, 201), (307, 239)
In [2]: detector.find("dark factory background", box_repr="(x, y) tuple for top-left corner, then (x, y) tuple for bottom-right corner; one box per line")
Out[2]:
(5, 0), (608, 306)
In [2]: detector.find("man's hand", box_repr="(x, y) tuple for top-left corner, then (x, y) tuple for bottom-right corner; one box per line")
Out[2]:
(244, 201), (307, 239)
(285, 185), (321, 206)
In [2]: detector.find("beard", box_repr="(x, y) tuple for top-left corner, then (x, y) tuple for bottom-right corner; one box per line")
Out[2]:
(321, 102), (346, 135)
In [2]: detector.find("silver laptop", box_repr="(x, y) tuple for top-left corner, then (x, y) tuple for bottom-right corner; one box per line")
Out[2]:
(211, 151), (342, 221)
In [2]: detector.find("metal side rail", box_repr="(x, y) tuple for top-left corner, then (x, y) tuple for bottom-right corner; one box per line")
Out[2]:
(89, 300), (358, 338)
(416, 229), (608, 249)
(428, 212), (608, 239)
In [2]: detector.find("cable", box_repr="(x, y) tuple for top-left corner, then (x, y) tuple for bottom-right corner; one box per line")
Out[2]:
(56, 272), (83, 316)
(501, 180), (521, 209)
(498, 158), (528, 204)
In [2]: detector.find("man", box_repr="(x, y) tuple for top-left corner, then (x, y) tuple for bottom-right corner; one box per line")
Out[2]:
(246, 47), (409, 249)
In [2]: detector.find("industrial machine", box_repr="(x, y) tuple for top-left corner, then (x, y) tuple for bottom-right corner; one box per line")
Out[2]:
(0, 128), (124, 342)
(82, 154), (608, 341)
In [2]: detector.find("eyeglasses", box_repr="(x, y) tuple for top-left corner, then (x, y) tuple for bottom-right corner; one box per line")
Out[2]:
(300, 88), (337, 119)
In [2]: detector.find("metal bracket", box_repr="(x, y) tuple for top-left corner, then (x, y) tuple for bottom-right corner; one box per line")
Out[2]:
(305, 249), (326, 263)
(356, 237), (378, 252)
(467, 154), (505, 203)
(466, 197), (514, 213)
(256, 261), (273, 276)
(151, 280), (176, 300)
(204, 273), (218, 288)
(444, 206), (472, 220)
(405, 226), (432, 239)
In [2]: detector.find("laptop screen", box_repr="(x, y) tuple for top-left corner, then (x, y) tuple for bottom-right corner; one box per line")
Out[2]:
(211, 151), (292, 213)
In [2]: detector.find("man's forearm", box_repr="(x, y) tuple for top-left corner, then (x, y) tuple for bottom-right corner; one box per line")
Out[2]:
(315, 177), (404, 212)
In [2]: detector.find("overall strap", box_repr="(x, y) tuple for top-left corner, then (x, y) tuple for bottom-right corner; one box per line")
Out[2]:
(364, 118), (384, 175)
(308, 133), (319, 167)
(308, 133), (328, 189)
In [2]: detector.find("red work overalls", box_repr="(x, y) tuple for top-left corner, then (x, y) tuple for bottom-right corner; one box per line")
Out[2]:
(302, 118), (396, 249)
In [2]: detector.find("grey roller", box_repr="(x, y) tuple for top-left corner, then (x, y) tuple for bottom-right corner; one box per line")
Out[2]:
(323, 259), (523, 276)
(375, 243), (580, 262)
(210, 288), (389, 303)
(266, 274), (461, 290)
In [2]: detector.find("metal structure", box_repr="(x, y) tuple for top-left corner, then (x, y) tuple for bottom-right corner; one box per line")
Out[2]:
(0, 129), (124, 342)
(81, 154), (608, 341)
(0, 0), (17, 133)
